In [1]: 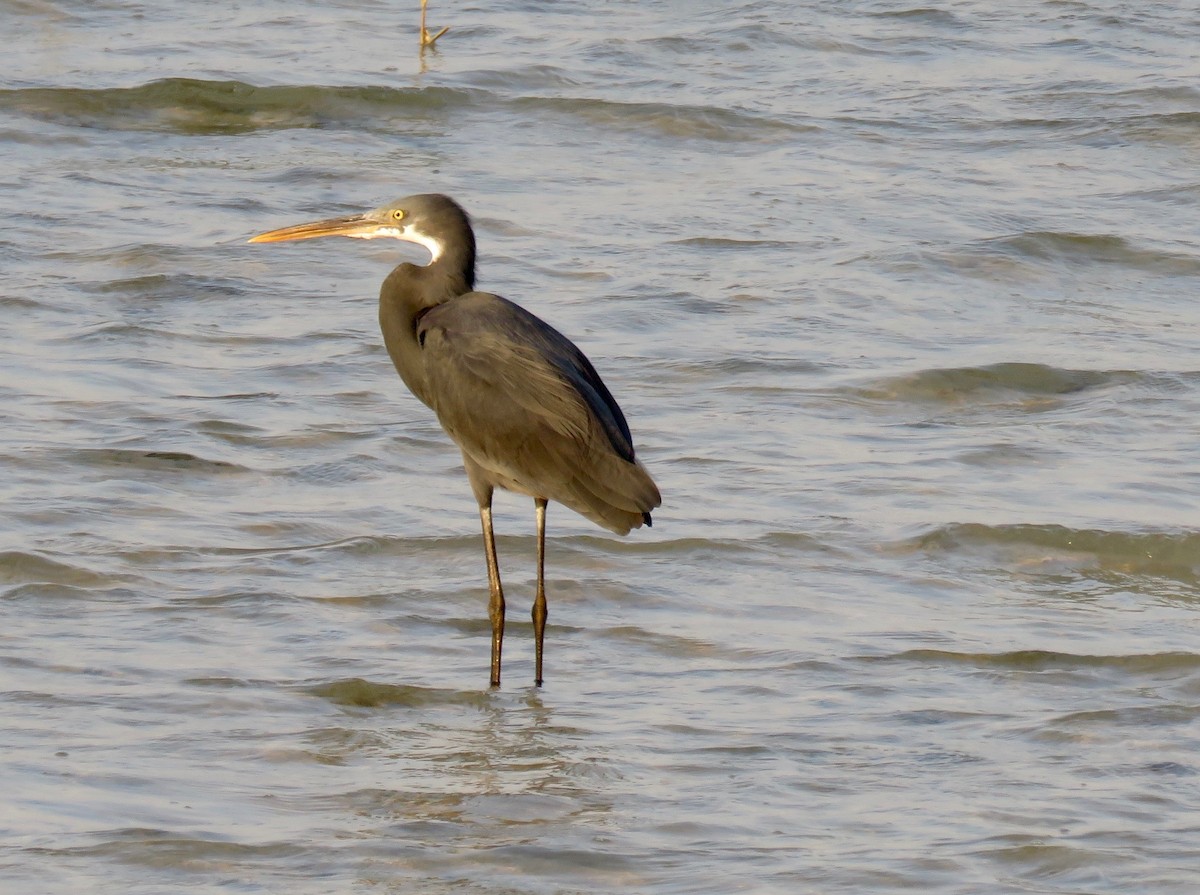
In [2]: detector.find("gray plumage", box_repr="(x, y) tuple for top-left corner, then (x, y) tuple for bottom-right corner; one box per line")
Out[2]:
(250, 193), (660, 686)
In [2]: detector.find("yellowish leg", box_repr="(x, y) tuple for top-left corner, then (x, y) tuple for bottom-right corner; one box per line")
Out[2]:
(479, 503), (505, 687)
(533, 498), (549, 686)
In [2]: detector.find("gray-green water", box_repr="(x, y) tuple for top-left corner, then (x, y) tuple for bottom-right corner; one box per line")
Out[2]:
(4, 2), (1200, 892)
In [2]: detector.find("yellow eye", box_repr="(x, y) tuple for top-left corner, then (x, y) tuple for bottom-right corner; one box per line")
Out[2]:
(392, 209), (405, 221)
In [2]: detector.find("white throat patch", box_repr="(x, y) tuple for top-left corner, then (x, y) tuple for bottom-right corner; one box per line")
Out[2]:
(347, 218), (445, 265)
(399, 224), (445, 264)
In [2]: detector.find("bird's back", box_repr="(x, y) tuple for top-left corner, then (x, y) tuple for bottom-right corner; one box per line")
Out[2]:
(415, 292), (660, 534)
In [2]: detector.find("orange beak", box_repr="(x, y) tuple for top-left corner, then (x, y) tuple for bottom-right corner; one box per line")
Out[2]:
(248, 213), (390, 244)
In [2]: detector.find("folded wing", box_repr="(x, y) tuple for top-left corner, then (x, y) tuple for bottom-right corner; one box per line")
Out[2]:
(416, 292), (660, 534)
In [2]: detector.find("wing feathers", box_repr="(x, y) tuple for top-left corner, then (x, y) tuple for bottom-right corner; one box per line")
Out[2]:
(415, 293), (660, 531)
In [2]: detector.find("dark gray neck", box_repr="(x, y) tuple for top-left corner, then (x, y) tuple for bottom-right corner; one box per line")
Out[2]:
(438, 224), (476, 292)
(377, 257), (471, 409)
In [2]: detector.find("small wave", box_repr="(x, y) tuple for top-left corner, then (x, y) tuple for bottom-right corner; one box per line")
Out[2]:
(0, 78), (475, 135)
(869, 231), (1200, 280)
(663, 356), (826, 379)
(902, 522), (1200, 583)
(61, 448), (243, 474)
(306, 677), (491, 709)
(646, 26), (831, 54)
(49, 829), (305, 862)
(78, 273), (252, 301)
(869, 7), (963, 26)
(453, 64), (584, 92)
(854, 362), (1136, 406)
(513, 94), (810, 142)
(1118, 110), (1200, 147)
(979, 231), (1200, 274)
(668, 237), (798, 250)
(881, 648), (1200, 674)
(0, 77), (804, 143)
(1051, 704), (1200, 728)
(0, 551), (115, 588)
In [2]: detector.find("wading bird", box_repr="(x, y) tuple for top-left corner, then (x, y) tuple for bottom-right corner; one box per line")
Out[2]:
(249, 194), (660, 687)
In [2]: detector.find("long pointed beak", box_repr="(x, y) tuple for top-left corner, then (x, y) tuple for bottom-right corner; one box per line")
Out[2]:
(248, 213), (388, 243)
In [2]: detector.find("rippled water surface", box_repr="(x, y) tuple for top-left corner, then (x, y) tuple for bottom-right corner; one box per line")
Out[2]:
(4, 2), (1200, 892)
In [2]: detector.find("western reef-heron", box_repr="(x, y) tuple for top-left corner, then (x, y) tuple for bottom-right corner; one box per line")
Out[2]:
(249, 194), (661, 687)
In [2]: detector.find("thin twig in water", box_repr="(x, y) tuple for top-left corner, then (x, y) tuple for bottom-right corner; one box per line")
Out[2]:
(420, 0), (449, 48)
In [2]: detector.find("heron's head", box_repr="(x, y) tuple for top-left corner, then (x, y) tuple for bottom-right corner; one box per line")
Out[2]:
(249, 193), (473, 268)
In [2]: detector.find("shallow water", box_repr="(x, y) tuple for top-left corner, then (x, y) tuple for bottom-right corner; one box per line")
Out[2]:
(3, 1), (1200, 892)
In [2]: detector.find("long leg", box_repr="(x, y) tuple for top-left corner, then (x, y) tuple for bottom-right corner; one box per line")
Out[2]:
(532, 498), (549, 686)
(479, 500), (505, 687)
